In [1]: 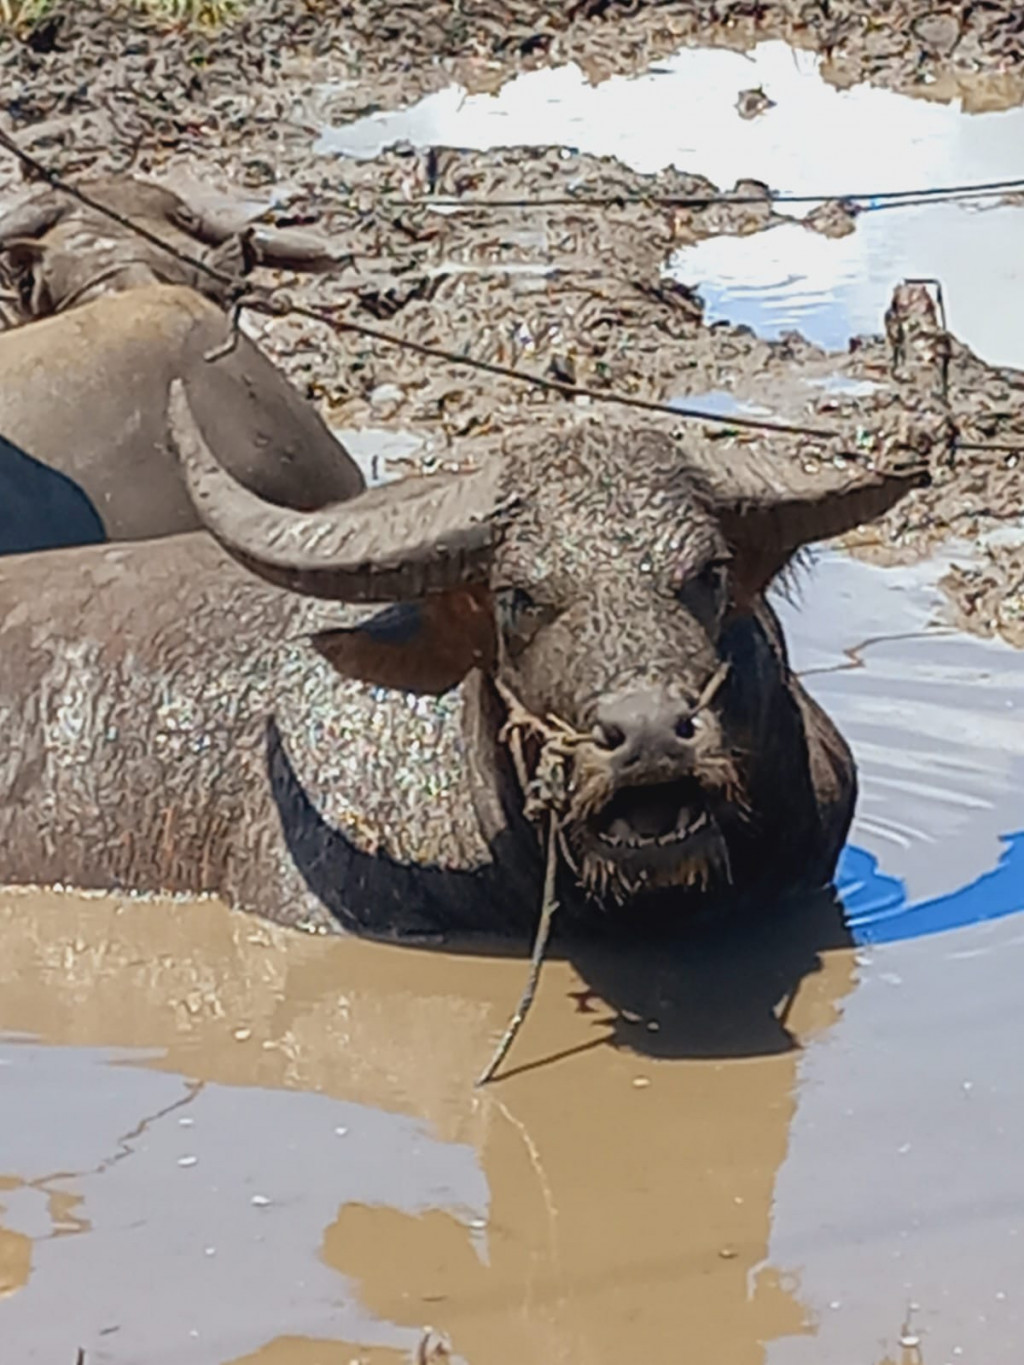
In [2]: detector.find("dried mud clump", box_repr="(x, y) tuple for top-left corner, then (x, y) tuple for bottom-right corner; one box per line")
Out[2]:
(942, 547), (1024, 649)
(735, 86), (775, 119)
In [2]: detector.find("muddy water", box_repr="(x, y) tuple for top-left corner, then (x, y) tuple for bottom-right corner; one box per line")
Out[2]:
(0, 887), (853, 1364)
(1, 554), (1023, 1364)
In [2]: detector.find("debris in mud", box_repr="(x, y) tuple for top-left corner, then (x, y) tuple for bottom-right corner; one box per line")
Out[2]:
(2, 135), (1022, 649)
(942, 547), (1024, 649)
(0, 0), (1022, 658)
(912, 11), (963, 58)
(735, 85), (775, 119)
(416, 1327), (453, 1362)
(803, 197), (861, 238)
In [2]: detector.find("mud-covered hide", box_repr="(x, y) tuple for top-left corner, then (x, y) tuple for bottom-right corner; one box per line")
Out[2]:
(0, 285), (363, 551)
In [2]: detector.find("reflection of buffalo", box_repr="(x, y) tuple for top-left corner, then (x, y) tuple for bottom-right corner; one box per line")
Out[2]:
(0, 176), (361, 550)
(0, 887), (860, 1364)
(0, 364), (932, 935)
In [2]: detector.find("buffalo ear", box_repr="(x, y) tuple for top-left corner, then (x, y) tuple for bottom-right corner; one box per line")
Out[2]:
(311, 585), (497, 697)
(0, 238), (53, 318)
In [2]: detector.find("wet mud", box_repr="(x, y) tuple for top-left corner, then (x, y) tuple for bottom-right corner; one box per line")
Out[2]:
(3, 15), (1024, 642)
(5, 0), (1024, 148)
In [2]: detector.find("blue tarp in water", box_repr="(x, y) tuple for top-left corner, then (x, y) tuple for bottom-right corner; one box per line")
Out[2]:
(839, 832), (1024, 946)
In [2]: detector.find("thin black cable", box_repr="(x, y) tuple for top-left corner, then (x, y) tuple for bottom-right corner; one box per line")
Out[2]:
(383, 176), (1024, 212)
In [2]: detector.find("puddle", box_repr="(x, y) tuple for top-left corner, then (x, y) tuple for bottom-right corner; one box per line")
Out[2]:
(669, 388), (774, 419)
(776, 548), (1024, 908)
(329, 427), (426, 487)
(320, 40), (1024, 366)
(317, 42), (1024, 188)
(805, 374), (882, 398)
(668, 201), (1024, 361)
(1, 547), (1023, 1363)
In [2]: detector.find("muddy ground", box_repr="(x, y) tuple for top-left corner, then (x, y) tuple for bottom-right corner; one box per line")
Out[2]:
(6, 0), (1024, 135)
(1, 1), (1022, 643)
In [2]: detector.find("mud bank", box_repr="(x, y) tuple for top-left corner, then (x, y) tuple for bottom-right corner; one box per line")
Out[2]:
(1, 14), (1023, 643)
(5, 0), (1024, 158)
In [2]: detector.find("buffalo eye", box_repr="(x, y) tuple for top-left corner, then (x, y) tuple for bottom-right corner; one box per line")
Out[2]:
(496, 586), (550, 651)
(675, 556), (731, 627)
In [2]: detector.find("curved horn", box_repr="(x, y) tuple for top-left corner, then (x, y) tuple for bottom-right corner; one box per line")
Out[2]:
(685, 408), (941, 554)
(167, 380), (512, 603)
(680, 405), (945, 602)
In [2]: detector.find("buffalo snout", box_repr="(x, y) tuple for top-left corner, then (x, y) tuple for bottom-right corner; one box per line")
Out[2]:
(591, 685), (706, 784)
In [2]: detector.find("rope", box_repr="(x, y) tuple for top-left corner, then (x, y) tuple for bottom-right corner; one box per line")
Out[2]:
(475, 666), (733, 1086)
(476, 812), (561, 1087)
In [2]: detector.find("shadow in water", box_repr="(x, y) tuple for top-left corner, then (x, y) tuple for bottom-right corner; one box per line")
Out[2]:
(564, 886), (852, 1062)
(269, 715), (854, 1066)
(0, 433), (106, 555)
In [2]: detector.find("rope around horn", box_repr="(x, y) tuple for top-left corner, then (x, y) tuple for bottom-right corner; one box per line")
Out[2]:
(475, 664), (731, 1087)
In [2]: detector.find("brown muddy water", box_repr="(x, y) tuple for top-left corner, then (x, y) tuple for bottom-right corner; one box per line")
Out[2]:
(5, 37), (1024, 1365)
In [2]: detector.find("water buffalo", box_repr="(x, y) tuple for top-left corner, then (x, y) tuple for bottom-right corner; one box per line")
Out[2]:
(0, 177), (361, 550)
(0, 174), (338, 318)
(0, 380), (937, 942)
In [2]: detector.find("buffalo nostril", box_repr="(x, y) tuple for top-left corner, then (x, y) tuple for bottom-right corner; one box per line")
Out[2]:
(675, 714), (696, 741)
(593, 722), (626, 750)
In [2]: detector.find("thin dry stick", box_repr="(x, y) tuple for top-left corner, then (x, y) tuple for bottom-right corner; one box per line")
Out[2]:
(476, 811), (561, 1087)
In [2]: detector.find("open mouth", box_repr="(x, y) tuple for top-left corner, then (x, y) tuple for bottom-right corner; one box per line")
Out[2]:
(581, 780), (730, 891)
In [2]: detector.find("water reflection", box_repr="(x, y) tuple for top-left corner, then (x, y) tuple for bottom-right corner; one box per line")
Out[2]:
(669, 200), (1024, 363)
(841, 832), (1024, 945)
(778, 550), (1024, 906)
(318, 42), (1024, 189)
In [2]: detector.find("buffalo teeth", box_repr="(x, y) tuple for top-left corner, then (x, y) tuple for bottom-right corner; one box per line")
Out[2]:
(676, 856), (710, 891)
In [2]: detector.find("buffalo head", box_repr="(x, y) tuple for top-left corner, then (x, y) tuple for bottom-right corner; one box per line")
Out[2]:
(168, 380), (936, 904)
(0, 175), (340, 321)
